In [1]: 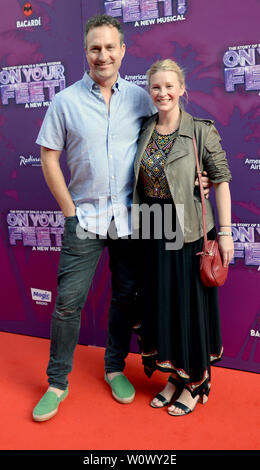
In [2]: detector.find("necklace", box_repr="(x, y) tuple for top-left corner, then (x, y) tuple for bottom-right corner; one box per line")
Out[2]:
(155, 125), (178, 136)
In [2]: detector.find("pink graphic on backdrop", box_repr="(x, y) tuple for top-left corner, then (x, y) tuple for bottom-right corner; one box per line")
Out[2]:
(234, 152), (246, 160)
(3, 190), (18, 201)
(245, 122), (260, 141)
(0, 34), (43, 67)
(233, 201), (260, 217)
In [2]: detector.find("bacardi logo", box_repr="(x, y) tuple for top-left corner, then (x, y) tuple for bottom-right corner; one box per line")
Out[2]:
(23, 3), (33, 17)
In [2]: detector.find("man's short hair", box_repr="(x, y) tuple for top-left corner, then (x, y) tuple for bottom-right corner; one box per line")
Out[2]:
(84, 14), (124, 47)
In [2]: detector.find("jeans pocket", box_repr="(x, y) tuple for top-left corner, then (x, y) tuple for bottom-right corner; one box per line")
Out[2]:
(64, 215), (78, 235)
(65, 215), (78, 221)
(63, 216), (98, 253)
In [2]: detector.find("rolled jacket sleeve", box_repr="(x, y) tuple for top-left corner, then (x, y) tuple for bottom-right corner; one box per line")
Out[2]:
(203, 125), (232, 183)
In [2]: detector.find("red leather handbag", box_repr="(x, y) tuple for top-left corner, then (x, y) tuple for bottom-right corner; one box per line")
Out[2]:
(193, 137), (228, 287)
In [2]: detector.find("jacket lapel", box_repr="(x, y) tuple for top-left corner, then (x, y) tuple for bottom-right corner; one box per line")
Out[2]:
(165, 109), (195, 165)
(134, 115), (157, 177)
(165, 135), (189, 165)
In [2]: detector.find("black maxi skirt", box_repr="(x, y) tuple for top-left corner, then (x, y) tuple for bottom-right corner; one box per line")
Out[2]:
(135, 197), (223, 399)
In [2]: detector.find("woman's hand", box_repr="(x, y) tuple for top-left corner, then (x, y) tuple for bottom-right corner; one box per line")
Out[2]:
(218, 236), (234, 268)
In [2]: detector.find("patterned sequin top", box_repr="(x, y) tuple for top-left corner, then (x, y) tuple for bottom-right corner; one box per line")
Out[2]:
(139, 128), (178, 199)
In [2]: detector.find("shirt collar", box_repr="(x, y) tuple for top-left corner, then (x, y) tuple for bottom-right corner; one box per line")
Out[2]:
(83, 71), (122, 92)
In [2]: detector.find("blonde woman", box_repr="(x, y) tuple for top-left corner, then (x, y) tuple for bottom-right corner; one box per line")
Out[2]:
(133, 60), (234, 416)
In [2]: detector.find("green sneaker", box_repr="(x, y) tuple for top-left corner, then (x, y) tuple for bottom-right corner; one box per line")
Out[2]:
(33, 388), (69, 422)
(105, 373), (135, 404)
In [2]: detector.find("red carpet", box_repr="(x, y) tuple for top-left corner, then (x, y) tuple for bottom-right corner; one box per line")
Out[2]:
(0, 331), (259, 451)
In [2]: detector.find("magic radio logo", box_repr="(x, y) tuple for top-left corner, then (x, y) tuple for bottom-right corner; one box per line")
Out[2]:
(104, 0), (188, 27)
(31, 288), (52, 306)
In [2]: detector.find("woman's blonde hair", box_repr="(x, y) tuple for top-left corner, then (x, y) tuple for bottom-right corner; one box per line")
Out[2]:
(146, 59), (188, 105)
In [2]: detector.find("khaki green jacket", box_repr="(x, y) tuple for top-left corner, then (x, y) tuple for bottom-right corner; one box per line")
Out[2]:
(133, 109), (232, 243)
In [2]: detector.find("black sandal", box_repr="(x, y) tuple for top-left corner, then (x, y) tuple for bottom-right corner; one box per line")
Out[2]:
(168, 390), (208, 416)
(150, 392), (171, 408)
(150, 375), (181, 408)
(168, 400), (195, 416)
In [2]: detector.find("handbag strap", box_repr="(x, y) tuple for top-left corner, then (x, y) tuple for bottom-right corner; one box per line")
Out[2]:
(193, 136), (208, 244)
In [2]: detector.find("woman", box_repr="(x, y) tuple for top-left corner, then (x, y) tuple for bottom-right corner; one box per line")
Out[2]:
(133, 59), (234, 416)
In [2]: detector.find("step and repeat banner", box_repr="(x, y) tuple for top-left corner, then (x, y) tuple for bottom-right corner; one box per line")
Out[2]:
(0, 0), (259, 373)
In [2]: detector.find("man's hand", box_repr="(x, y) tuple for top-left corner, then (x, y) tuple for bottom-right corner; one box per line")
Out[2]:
(195, 170), (212, 199)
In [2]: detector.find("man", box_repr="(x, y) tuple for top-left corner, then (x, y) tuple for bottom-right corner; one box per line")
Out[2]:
(33, 14), (210, 421)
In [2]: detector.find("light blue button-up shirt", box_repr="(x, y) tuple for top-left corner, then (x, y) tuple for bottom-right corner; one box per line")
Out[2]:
(36, 72), (155, 236)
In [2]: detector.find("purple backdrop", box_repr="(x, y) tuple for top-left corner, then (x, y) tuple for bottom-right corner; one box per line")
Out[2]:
(0, 0), (259, 374)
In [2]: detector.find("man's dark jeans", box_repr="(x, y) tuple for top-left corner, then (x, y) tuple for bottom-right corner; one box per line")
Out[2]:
(46, 216), (139, 390)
